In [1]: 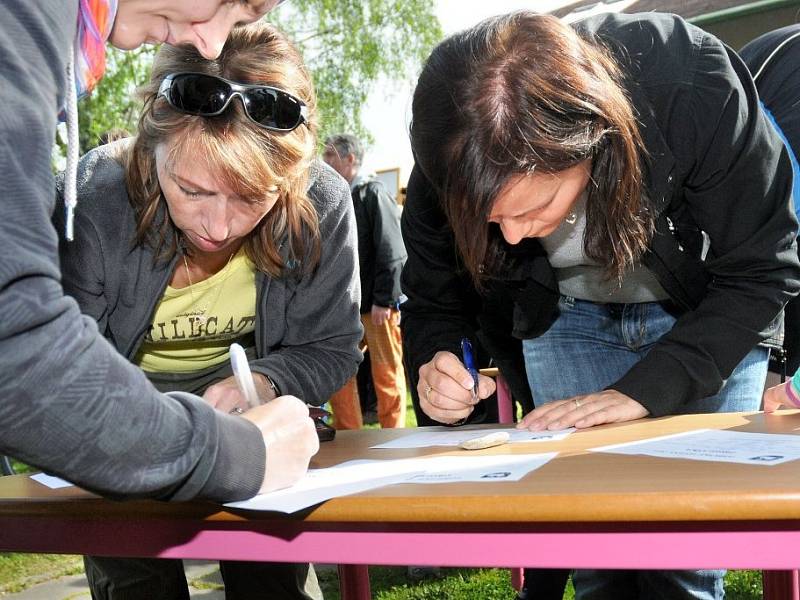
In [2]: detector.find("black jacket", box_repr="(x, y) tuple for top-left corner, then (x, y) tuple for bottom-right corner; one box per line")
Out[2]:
(352, 178), (406, 313)
(401, 12), (800, 419)
(741, 25), (800, 374)
(740, 24), (800, 162)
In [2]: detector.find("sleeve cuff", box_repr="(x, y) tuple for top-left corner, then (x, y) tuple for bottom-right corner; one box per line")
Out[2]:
(609, 351), (698, 417)
(196, 413), (266, 502)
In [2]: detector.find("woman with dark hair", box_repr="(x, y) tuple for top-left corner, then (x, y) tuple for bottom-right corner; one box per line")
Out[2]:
(55, 21), (361, 600)
(401, 10), (800, 600)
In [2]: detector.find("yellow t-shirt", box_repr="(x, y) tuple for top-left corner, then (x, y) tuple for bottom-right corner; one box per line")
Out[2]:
(136, 251), (257, 373)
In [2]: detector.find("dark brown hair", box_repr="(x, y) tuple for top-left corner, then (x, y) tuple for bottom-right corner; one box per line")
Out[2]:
(410, 11), (652, 287)
(125, 21), (320, 276)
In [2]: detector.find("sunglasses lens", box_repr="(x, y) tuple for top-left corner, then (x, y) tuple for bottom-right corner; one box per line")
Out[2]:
(169, 75), (229, 114)
(163, 73), (305, 131)
(246, 88), (303, 130)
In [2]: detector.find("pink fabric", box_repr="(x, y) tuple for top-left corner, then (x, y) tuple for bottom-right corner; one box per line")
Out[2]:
(74, 0), (117, 98)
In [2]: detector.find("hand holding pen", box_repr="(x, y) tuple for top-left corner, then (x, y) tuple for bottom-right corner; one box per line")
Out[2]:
(416, 337), (496, 425)
(202, 343), (277, 415)
(460, 338), (480, 404)
(227, 343), (321, 492)
(230, 342), (262, 411)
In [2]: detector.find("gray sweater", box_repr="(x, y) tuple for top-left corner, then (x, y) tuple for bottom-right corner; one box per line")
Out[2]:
(55, 142), (362, 406)
(0, 2), (334, 502)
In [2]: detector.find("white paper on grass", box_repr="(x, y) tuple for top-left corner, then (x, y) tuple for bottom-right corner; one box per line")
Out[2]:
(371, 427), (574, 449)
(591, 429), (800, 465)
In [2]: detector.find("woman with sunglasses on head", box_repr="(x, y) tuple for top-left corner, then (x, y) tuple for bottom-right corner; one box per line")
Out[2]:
(54, 21), (361, 600)
(402, 10), (800, 600)
(2, 1), (318, 509)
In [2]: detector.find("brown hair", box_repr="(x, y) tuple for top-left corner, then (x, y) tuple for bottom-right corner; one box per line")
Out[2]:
(410, 11), (652, 287)
(125, 21), (320, 276)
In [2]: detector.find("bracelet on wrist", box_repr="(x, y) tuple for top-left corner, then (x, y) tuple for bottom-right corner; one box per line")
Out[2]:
(265, 374), (281, 397)
(785, 380), (800, 408)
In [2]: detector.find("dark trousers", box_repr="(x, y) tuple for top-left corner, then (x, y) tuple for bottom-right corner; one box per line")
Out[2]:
(84, 556), (322, 600)
(519, 568), (571, 600)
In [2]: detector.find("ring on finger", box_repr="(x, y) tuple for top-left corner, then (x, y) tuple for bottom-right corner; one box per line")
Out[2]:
(573, 398), (581, 409)
(424, 384), (433, 403)
(229, 407), (244, 415)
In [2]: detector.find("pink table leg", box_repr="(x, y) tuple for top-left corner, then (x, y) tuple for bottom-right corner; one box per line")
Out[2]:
(510, 567), (524, 591)
(338, 564), (371, 600)
(763, 570), (800, 600)
(496, 373), (514, 424)
(495, 373), (523, 589)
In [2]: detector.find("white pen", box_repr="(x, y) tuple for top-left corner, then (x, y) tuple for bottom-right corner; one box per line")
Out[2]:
(229, 343), (260, 410)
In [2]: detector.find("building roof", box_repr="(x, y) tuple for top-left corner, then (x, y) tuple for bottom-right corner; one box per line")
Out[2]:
(549, 0), (787, 20)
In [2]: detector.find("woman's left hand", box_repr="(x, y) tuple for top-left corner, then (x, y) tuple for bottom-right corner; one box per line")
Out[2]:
(516, 389), (649, 431)
(203, 374), (275, 414)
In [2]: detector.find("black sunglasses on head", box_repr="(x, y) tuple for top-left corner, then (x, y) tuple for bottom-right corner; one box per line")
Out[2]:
(158, 72), (308, 132)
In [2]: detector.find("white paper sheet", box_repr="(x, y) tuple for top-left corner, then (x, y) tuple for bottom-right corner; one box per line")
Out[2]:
(370, 427), (574, 449)
(591, 429), (800, 465)
(225, 452), (557, 512)
(30, 473), (73, 489)
(405, 453), (557, 484)
(225, 459), (423, 513)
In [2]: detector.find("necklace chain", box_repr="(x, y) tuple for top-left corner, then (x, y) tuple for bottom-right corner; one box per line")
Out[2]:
(182, 251), (236, 324)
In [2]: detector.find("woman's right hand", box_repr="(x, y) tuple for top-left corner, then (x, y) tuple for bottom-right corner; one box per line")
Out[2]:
(418, 351), (496, 424)
(763, 382), (793, 413)
(242, 395), (320, 494)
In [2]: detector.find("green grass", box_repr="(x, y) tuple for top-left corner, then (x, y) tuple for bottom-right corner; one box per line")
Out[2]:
(0, 553), (83, 594)
(360, 390), (417, 430)
(317, 568), (761, 600)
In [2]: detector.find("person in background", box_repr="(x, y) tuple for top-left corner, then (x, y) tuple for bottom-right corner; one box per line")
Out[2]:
(1, 0), (318, 505)
(56, 22), (361, 600)
(323, 134), (408, 429)
(740, 25), (800, 399)
(402, 10), (799, 600)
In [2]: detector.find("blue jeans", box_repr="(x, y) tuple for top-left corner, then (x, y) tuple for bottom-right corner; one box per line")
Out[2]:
(522, 297), (768, 600)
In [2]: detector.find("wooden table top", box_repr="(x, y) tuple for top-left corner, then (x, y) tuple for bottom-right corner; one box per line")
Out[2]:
(3, 411), (800, 525)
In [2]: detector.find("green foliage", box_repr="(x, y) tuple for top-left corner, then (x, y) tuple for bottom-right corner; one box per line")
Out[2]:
(317, 566), (517, 600)
(373, 568), (516, 600)
(270, 0), (442, 144)
(78, 46), (155, 150)
(75, 3), (442, 155)
(725, 569), (764, 600)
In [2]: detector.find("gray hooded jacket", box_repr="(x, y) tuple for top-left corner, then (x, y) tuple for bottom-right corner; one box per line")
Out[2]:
(0, 1), (358, 502)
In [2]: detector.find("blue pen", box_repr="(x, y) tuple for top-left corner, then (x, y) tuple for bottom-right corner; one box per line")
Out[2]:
(460, 337), (480, 402)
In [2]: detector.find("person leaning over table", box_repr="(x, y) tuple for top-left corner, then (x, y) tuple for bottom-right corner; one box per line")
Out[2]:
(53, 22), (362, 599)
(400, 10), (800, 600)
(741, 24), (800, 414)
(1, 1), (321, 506)
(740, 25), (800, 402)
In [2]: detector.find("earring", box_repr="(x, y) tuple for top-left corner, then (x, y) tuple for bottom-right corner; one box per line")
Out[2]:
(564, 212), (578, 225)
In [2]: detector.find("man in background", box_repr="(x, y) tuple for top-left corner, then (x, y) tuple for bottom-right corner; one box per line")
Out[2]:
(323, 134), (407, 428)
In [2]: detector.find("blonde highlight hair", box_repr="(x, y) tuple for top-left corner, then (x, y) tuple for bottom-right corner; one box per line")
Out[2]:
(125, 21), (320, 276)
